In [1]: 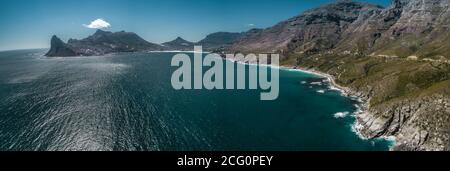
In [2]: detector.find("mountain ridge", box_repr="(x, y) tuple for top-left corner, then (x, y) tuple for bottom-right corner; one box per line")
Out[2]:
(228, 0), (450, 60)
(46, 31), (244, 56)
(46, 30), (165, 57)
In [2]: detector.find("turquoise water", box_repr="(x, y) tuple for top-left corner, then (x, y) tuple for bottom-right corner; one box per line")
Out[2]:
(0, 49), (392, 151)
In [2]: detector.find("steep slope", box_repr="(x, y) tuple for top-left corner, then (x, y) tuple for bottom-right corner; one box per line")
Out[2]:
(45, 36), (78, 57)
(197, 32), (243, 51)
(229, 1), (383, 54)
(337, 0), (450, 59)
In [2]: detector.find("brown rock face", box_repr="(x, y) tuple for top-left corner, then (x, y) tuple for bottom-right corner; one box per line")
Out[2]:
(337, 0), (450, 57)
(229, 2), (383, 54)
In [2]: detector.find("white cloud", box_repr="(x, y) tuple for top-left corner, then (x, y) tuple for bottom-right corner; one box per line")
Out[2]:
(83, 19), (111, 29)
(247, 24), (255, 27)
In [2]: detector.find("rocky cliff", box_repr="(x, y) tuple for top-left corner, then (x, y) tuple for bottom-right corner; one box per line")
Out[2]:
(229, 1), (383, 55)
(45, 36), (78, 57)
(336, 0), (450, 58)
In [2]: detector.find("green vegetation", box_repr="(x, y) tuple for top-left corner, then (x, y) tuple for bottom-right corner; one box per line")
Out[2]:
(288, 53), (450, 107)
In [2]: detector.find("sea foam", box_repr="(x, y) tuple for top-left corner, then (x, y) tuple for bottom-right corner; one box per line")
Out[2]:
(317, 90), (325, 93)
(334, 112), (350, 118)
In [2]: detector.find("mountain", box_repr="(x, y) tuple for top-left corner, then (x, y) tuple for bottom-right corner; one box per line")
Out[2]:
(197, 32), (243, 51)
(45, 30), (165, 57)
(46, 30), (245, 56)
(229, 1), (383, 54)
(335, 0), (450, 58)
(45, 36), (78, 57)
(230, 0), (450, 59)
(227, 0), (450, 151)
(162, 37), (195, 51)
(161, 33), (244, 51)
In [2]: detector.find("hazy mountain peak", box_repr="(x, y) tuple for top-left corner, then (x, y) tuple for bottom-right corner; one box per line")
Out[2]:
(162, 37), (195, 51)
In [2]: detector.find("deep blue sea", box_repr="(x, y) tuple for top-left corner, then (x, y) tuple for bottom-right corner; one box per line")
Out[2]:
(0, 49), (392, 151)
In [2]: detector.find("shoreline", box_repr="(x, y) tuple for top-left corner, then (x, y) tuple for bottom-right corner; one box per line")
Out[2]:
(223, 58), (397, 149)
(286, 66), (397, 146)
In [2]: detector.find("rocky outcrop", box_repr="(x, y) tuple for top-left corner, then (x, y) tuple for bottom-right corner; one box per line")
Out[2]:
(45, 36), (78, 57)
(355, 93), (449, 151)
(45, 30), (165, 57)
(295, 52), (450, 151)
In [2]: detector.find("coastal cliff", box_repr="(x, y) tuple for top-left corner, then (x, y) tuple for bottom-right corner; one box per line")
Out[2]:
(297, 54), (450, 151)
(45, 36), (78, 57)
(227, 0), (450, 151)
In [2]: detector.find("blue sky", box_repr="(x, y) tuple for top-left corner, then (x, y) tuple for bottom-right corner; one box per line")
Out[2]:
(0, 0), (390, 51)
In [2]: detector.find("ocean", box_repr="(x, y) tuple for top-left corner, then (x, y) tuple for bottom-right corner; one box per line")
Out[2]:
(0, 49), (392, 151)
